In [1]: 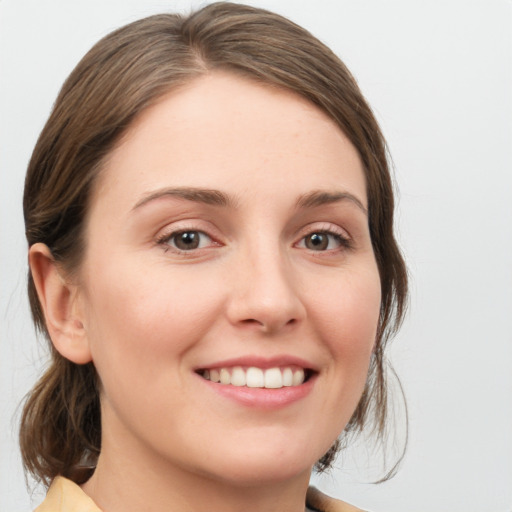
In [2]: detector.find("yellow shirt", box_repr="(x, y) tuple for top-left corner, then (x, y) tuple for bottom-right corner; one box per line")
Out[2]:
(35, 476), (365, 512)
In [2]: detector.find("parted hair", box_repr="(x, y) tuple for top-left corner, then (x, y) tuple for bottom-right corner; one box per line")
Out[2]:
(21, 2), (408, 486)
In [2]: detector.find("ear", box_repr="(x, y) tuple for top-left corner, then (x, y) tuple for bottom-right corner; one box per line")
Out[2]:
(29, 243), (92, 364)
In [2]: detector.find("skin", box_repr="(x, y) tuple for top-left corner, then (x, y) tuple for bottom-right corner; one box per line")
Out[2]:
(31, 72), (381, 512)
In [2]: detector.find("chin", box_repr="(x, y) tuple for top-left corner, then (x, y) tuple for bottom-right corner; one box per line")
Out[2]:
(196, 441), (325, 487)
(212, 462), (311, 488)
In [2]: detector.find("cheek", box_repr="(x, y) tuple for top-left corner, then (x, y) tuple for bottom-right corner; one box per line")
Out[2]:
(321, 266), (380, 341)
(79, 263), (222, 433)
(313, 265), (381, 382)
(80, 259), (223, 379)
(301, 264), (381, 446)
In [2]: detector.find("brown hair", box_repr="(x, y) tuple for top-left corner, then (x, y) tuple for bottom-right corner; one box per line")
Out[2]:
(21, 2), (408, 486)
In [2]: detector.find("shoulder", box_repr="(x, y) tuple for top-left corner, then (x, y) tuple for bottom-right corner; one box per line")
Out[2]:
(34, 476), (101, 512)
(307, 486), (366, 512)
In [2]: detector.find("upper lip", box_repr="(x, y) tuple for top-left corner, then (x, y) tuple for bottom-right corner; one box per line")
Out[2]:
(194, 355), (318, 372)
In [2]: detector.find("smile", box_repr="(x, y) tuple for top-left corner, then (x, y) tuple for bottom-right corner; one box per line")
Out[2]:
(198, 366), (308, 389)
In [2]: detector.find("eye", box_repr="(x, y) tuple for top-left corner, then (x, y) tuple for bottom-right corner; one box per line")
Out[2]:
(297, 231), (349, 251)
(160, 230), (213, 251)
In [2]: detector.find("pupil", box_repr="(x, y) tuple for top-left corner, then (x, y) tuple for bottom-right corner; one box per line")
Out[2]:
(176, 231), (199, 250)
(307, 233), (327, 250)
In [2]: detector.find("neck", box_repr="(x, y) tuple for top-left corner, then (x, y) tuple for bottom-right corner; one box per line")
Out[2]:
(81, 399), (317, 512)
(81, 435), (312, 512)
(82, 457), (311, 512)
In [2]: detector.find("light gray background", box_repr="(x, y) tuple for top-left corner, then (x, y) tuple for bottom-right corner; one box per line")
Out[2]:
(1, 1), (511, 511)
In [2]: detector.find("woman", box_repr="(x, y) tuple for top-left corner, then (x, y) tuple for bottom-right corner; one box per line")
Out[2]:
(20, 3), (407, 511)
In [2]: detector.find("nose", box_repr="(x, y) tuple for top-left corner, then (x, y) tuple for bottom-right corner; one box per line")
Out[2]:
(225, 244), (306, 335)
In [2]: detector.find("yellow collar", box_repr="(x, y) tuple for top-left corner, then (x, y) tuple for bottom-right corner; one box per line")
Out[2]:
(35, 477), (365, 512)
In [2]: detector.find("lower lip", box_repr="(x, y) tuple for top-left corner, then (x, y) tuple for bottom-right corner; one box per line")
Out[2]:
(198, 373), (316, 409)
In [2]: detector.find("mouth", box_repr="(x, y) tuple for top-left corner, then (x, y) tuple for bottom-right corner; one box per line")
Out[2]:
(196, 366), (314, 389)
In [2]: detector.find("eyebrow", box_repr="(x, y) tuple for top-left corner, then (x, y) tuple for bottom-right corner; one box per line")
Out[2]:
(132, 186), (367, 216)
(132, 187), (236, 211)
(296, 190), (368, 216)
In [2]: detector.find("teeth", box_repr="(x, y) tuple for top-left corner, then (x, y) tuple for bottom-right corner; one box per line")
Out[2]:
(264, 367), (282, 388)
(220, 368), (231, 385)
(246, 367), (264, 388)
(292, 368), (305, 386)
(231, 366), (246, 387)
(201, 366), (307, 389)
(282, 367), (293, 387)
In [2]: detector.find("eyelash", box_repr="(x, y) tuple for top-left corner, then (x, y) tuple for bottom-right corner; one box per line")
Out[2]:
(155, 224), (352, 255)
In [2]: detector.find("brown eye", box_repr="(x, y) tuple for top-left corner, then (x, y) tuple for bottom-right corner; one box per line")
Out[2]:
(170, 231), (209, 251)
(299, 231), (347, 251)
(304, 233), (329, 250)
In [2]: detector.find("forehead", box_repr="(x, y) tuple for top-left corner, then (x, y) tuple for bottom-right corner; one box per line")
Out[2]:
(91, 72), (366, 212)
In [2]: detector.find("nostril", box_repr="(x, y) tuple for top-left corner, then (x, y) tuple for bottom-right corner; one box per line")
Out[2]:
(241, 318), (263, 326)
(238, 316), (298, 332)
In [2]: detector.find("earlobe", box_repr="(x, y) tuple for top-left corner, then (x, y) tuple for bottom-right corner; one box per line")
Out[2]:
(29, 243), (92, 365)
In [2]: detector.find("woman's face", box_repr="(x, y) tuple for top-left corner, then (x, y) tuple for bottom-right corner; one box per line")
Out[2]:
(75, 72), (381, 485)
